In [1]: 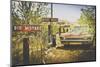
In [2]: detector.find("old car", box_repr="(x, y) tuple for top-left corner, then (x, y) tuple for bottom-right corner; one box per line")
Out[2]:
(59, 25), (93, 46)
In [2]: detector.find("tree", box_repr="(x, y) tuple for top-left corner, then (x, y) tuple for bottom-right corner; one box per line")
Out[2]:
(11, 1), (50, 25)
(11, 1), (50, 44)
(78, 6), (96, 46)
(78, 6), (96, 34)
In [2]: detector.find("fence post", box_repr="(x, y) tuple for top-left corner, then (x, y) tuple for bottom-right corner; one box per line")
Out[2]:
(23, 38), (29, 65)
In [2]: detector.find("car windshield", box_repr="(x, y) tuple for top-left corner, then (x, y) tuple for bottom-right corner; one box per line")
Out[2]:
(70, 26), (88, 34)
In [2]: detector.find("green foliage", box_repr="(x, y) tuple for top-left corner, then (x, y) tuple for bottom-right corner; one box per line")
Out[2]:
(11, 1), (50, 64)
(78, 6), (96, 46)
(78, 6), (96, 34)
(11, 1), (50, 25)
(51, 22), (59, 35)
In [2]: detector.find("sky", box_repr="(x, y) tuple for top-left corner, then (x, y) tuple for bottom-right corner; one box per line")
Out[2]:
(48, 3), (87, 23)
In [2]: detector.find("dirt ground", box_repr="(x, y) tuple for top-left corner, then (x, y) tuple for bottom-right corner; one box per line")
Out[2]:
(42, 47), (96, 64)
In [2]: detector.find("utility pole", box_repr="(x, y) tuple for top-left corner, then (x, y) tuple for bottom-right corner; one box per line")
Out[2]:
(48, 3), (53, 43)
(51, 3), (53, 18)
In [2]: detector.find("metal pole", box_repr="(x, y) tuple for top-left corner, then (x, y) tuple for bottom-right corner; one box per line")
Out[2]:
(51, 3), (53, 18)
(48, 3), (53, 43)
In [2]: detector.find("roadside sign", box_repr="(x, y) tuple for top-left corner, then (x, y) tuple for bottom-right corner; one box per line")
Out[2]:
(13, 25), (41, 32)
(42, 18), (58, 22)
